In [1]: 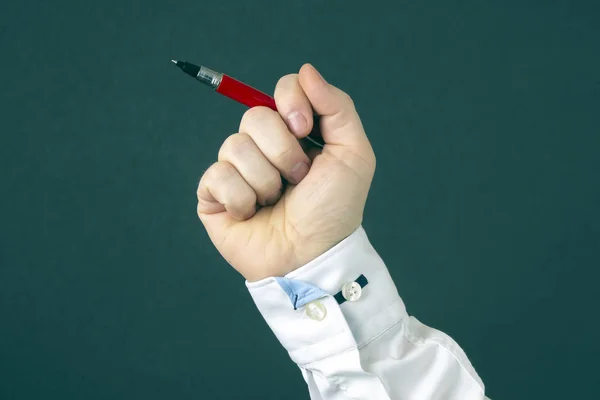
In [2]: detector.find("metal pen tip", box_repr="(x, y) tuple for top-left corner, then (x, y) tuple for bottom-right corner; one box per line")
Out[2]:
(171, 59), (178, 64)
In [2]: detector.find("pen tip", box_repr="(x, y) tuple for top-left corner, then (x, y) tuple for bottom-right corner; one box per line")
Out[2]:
(171, 59), (178, 65)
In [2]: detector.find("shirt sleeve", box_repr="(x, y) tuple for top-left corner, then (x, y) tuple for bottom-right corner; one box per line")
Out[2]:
(245, 225), (488, 400)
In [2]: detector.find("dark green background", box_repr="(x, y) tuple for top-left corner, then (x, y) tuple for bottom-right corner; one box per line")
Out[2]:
(1, 0), (599, 399)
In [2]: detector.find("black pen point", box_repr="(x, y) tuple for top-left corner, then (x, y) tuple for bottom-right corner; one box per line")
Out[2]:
(171, 59), (200, 78)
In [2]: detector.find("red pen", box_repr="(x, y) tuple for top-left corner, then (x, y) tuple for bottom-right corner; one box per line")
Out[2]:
(171, 60), (323, 147)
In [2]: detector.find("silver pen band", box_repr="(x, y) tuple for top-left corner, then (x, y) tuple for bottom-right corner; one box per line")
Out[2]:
(196, 66), (223, 89)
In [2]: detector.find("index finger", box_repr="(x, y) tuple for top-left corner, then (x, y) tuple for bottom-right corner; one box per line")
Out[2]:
(274, 74), (314, 139)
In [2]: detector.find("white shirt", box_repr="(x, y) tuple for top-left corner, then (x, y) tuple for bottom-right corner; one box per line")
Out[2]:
(246, 225), (490, 400)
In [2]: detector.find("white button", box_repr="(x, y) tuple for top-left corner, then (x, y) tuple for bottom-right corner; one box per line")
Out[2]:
(342, 281), (362, 302)
(305, 300), (327, 321)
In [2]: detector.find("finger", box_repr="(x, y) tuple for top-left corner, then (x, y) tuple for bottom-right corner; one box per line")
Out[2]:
(197, 161), (257, 221)
(239, 106), (311, 185)
(218, 133), (283, 207)
(274, 74), (314, 139)
(297, 63), (372, 155)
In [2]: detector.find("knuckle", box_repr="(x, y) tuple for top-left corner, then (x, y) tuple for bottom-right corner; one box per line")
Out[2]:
(196, 165), (214, 197)
(210, 161), (236, 181)
(195, 183), (204, 201)
(342, 92), (355, 108)
(275, 74), (307, 115)
(219, 133), (252, 160)
(240, 106), (273, 130)
(197, 162), (233, 198)
(275, 74), (299, 91)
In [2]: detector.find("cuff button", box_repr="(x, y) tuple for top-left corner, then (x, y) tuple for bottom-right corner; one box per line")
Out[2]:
(341, 281), (362, 302)
(305, 300), (327, 321)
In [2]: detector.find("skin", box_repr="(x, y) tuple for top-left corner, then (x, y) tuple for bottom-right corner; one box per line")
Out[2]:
(197, 63), (376, 282)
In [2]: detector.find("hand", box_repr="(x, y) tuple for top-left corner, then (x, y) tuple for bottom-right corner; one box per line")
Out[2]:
(196, 64), (376, 282)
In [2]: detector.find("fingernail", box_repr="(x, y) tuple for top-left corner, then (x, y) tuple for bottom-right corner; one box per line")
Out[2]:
(291, 161), (309, 184)
(286, 111), (306, 135)
(313, 65), (326, 84)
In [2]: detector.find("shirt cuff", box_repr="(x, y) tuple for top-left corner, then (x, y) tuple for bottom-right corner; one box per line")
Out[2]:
(245, 225), (408, 366)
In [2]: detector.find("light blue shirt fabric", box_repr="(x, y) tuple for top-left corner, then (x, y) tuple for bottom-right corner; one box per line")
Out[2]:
(275, 277), (329, 310)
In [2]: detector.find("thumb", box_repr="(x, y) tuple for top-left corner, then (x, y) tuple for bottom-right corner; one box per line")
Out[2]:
(298, 63), (371, 153)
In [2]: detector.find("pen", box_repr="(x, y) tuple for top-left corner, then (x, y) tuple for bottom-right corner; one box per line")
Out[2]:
(171, 60), (324, 147)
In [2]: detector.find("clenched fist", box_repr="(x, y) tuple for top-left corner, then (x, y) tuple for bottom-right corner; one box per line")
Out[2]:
(197, 64), (376, 282)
